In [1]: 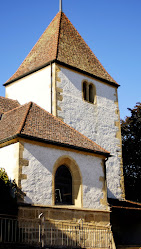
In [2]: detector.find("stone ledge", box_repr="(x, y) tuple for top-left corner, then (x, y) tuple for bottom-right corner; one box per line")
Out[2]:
(18, 205), (110, 228)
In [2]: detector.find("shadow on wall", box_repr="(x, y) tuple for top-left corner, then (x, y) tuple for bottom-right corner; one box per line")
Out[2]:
(60, 67), (116, 102)
(23, 145), (104, 208)
(107, 188), (117, 200)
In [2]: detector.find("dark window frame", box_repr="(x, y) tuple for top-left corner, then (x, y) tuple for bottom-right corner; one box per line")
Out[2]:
(82, 81), (96, 104)
(55, 165), (72, 205)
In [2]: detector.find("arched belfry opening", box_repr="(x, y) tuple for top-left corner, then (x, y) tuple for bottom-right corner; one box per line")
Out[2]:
(55, 165), (72, 205)
(89, 83), (94, 103)
(82, 81), (96, 104)
(83, 81), (87, 101)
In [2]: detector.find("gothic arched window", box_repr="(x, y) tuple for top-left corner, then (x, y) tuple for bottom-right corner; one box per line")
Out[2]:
(55, 165), (72, 205)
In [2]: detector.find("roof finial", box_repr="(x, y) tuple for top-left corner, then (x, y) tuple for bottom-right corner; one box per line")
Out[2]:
(59, 0), (62, 12)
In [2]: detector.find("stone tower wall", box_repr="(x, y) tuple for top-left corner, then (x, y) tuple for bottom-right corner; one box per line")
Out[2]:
(55, 65), (124, 200)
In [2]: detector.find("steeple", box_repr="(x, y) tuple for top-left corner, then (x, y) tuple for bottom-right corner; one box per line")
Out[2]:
(5, 11), (117, 86)
(59, 0), (62, 12)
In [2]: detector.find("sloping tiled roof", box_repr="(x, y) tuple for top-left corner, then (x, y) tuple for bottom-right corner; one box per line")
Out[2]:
(0, 102), (30, 140)
(0, 100), (110, 156)
(108, 198), (141, 210)
(0, 96), (20, 115)
(5, 12), (118, 86)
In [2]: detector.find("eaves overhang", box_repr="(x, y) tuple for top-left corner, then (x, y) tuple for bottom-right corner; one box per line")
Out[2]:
(3, 59), (119, 88)
(111, 205), (141, 211)
(0, 133), (110, 158)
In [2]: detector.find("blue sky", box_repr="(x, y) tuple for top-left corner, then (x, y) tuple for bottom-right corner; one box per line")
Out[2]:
(0, 0), (140, 120)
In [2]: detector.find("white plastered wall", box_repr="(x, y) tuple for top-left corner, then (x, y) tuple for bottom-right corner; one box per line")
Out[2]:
(5, 65), (52, 113)
(22, 142), (106, 210)
(4, 63), (123, 200)
(0, 143), (19, 184)
(56, 66), (122, 200)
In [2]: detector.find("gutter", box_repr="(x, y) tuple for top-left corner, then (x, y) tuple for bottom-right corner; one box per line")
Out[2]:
(3, 60), (119, 88)
(0, 134), (19, 145)
(0, 133), (111, 158)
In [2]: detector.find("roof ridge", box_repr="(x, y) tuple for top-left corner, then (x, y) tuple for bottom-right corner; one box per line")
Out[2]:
(16, 102), (32, 134)
(56, 11), (62, 60)
(125, 199), (141, 206)
(2, 103), (25, 115)
(32, 102), (110, 154)
(60, 13), (116, 83)
(6, 12), (61, 84)
(5, 11), (117, 86)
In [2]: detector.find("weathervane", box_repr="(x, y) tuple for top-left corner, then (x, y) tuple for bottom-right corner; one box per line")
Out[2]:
(59, 0), (62, 12)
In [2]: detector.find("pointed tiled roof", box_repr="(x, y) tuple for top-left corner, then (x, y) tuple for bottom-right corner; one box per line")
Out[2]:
(5, 12), (118, 86)
(0, 99), (110, 156)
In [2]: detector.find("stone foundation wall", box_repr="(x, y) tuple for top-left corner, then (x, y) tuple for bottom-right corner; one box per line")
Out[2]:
(17, 206), (116, 248)
(18, 205), (110, 228)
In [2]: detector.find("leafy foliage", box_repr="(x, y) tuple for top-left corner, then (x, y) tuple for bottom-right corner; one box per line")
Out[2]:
(0, 168), (9, 183)
(121, 103), (141, 202)
(0, 168), (18, 215)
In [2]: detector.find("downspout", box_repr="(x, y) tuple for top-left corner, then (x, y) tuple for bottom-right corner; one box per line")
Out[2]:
(104, 157), (109, 204)
(104, 157), (108, 181)
(50, 62), (53, 114)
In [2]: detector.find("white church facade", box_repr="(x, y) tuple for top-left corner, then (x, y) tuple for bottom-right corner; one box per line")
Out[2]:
(4, 11), (124, 201)
(0, 98), (109, 210)
(0, 9), (126, 247)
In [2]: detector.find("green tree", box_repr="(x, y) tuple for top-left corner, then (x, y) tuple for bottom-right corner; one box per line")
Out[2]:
(0, 168), (10, 185)
(0, 168), (18, 215)
(121, 102), (141, 202)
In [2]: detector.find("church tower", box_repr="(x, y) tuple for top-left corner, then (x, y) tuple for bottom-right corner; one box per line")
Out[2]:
(4, 10), (125, 200)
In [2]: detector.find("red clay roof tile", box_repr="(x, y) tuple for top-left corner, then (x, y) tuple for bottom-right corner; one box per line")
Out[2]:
(0, 102), (30, 141)
(0, 99), (110, 156)
(5, 12), (117, 86)
(0, 96), (20, 115)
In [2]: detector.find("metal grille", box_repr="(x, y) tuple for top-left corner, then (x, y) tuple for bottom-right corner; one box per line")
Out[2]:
(0, 216), (113, 248)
